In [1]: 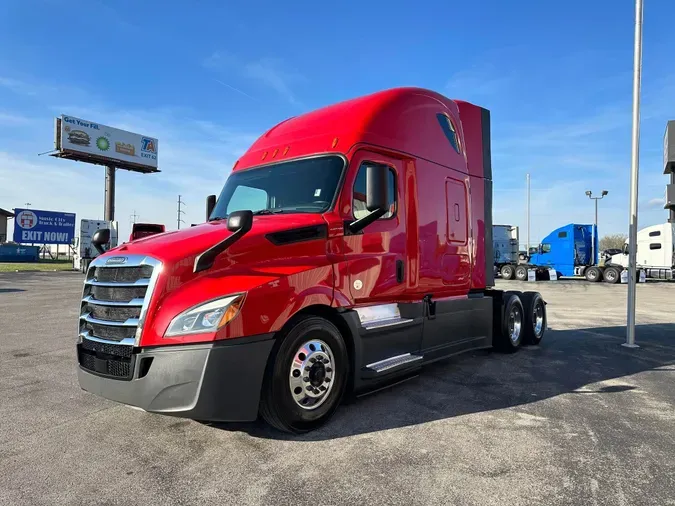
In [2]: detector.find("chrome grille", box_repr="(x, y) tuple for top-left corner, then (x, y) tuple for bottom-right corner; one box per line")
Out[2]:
(78, 255), (162, 377)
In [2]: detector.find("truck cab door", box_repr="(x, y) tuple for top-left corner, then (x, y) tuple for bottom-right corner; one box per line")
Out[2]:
(339, 150), (422, 368)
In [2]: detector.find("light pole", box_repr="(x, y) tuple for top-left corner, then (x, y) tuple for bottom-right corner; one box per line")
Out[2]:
(625, 0), (643, 349)
(585, 190), (608, 265)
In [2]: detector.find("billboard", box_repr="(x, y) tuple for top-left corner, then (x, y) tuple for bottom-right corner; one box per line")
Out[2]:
(51, 115), (159, 173)
(13, 208), (76, 245)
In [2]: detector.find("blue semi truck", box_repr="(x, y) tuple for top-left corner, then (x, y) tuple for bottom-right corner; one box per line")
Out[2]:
(494, 223), (600, 281)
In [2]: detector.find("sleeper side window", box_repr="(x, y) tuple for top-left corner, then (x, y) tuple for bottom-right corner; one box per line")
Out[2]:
(353, 163), (397, 220)
(437, 113), (461, 154)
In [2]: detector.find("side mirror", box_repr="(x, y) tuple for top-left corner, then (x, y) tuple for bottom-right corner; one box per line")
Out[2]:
(206, 194), (217, 221)
(623, 243), (629, 255)
(349, 164), (388, 234)
(227, 210), (253, 233)
(91, 228), (110, 255)
(366, 164), (388, 213)
(194, 210), (254, 273)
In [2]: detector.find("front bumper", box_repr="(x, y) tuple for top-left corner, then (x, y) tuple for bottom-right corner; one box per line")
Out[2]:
(77, 334), (275, 422)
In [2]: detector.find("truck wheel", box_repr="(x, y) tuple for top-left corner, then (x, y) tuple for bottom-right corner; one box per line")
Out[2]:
(520, 291), (546, 345)
(584, 266), (602, 282)
(259, 316), (348, 433)
(494, 292), (524, 352)
(500, 264), (515, 280)
(515, 265), (528, 281)
(603, 266), (620, 284)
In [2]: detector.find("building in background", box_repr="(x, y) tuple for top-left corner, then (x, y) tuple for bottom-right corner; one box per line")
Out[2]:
(0, 207), (13, 243)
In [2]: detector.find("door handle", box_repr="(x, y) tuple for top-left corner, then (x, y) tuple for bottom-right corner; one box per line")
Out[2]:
(396, 259), (404, 283)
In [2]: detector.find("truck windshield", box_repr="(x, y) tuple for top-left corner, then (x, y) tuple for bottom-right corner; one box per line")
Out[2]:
(210, 155), (345, 220)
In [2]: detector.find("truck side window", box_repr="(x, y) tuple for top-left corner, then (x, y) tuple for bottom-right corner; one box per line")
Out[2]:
(353, 163), (396, 220)
(649, 231), (661, 237)
(558, 231), (567, 238)
(650, 243), (662, 250)
(541, 244), (551, 253)
(226, 185), (268, 214)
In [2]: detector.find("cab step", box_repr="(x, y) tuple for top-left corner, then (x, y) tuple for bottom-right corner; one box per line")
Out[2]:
(365, 353), (423, 374)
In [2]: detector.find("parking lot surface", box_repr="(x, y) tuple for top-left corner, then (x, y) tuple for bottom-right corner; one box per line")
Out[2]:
(1, 272), (674, 506)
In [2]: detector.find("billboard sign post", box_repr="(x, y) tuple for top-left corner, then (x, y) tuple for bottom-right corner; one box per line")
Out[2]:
(13, 208), (76, 245)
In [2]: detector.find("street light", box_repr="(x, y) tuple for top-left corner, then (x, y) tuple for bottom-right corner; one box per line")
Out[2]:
(586, 190), (608, 265)
(625, 0), (643, 349)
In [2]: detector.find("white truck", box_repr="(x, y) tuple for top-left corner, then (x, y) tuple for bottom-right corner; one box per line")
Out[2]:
(602, 223), (675, 282)
(72, 219), (118, 272)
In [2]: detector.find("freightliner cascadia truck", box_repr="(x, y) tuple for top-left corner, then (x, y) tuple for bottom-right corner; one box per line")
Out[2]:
(76, 87), (547, 433)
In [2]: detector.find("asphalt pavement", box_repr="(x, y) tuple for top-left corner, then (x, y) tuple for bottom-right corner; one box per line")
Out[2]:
(1, 272), (674, 505)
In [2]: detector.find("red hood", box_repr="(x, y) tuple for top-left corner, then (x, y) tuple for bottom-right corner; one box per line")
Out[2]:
(106, 214), (328, 265)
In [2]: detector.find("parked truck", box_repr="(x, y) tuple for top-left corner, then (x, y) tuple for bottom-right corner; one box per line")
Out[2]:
(600, 223), (675, 282)
(75, 87), (547, 433)
(129, 223), (165, 242)
(497, 221), (673, 283)
(495, 223), (595, 281)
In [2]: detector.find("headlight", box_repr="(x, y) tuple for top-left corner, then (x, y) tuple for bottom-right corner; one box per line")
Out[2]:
(164, 294), (245, 337)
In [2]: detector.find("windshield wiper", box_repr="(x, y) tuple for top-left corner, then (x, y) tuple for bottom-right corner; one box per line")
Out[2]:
(252, 209), (287, 215)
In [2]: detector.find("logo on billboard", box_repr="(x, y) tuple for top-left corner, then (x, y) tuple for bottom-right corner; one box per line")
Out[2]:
(96, 136), (110, 151)
(106, 256), (127, 265)
(17, 210), (38, 229)
(141, 137), (157, 154)
(115, 142), (135, 156)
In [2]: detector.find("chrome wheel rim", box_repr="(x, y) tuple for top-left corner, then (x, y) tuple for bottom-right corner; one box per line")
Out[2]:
(289, 339), (335, 410)
(533, 303), (544, 336)
(509, 306), (522, 343)
(606, 270), (616, 282)
(588, 270), (598, 280)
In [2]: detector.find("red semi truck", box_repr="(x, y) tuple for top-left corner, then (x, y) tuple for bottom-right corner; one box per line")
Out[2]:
(77, 87), (547, 433)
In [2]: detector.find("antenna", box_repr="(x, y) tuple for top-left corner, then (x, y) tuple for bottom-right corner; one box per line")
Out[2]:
(130, 210), (139, 225)
(177, 195), (186, 230)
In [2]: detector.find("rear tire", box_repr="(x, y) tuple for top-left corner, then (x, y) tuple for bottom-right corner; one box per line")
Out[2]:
(603, 266), (620, 284)
(259, 316), (348, 433)
(494, 292), (524, 352)
(500, 264), (515, 280)
(584, 266), (602, 282)
(515, 265), (528, 281)
(520, 291), (546, 345)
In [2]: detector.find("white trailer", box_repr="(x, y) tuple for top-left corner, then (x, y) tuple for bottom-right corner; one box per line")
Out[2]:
(73, 219), (118, 272)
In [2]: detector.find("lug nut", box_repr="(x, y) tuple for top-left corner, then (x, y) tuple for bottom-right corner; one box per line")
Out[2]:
(324, 377), (331, 383)
(303, 377), (309, 382)
(306, 386), (313, 391)
(320, 386), (326, 391)
(326, 367), (332, 373)
(309, 357), (316, 363)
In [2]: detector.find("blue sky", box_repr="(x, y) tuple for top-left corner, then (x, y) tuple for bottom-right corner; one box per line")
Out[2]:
(0, 0), (673, 244)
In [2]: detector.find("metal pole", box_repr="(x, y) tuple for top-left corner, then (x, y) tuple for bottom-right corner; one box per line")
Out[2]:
(104, 166), (116, 222)
(594, 198), (598, 264)
(526, 173), (531, 252)
(624, 0), (643, 349)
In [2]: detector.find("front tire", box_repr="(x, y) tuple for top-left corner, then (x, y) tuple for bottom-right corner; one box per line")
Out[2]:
(260, 316), (348, 433)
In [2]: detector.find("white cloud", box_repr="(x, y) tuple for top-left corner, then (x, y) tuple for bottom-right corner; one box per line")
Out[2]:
(203, 52), (303, 105)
